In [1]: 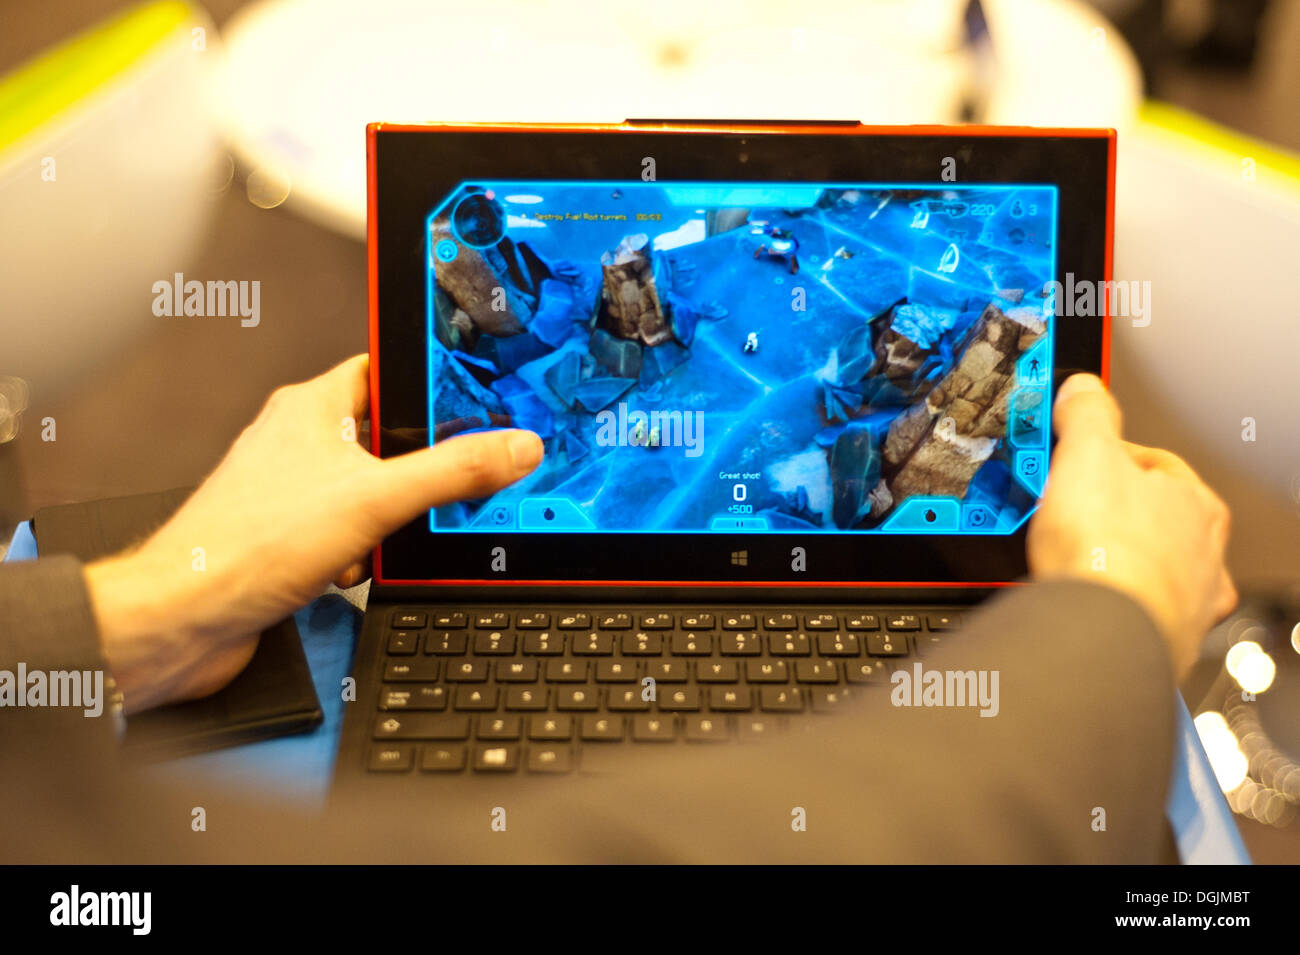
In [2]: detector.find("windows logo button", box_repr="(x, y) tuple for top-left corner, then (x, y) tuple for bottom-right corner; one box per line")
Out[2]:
(730, 550), (748, 567)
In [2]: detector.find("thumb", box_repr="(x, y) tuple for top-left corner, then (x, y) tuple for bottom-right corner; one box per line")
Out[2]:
(1052, 374), (1121, 444)
(367, 429), (543, 530)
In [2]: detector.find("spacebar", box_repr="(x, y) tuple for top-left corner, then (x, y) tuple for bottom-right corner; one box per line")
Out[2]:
(372, 714), (471, 740)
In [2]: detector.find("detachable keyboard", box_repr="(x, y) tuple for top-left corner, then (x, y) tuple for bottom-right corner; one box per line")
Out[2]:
(342, 606), (963, 777)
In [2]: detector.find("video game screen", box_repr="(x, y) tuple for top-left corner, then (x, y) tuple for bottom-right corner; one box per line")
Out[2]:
(425, 179), (1058, 535)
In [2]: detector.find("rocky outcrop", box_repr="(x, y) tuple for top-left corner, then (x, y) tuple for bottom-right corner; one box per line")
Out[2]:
(430, 213), (531, 345)
(882, 302), (1044, 502)
(598, 234), (674, 346)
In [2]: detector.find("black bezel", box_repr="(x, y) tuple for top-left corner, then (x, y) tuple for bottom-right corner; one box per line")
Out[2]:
(372, 125), (1111, 586)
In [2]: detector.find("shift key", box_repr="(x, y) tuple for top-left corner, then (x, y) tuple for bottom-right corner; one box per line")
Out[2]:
(373, 714), (470, 740)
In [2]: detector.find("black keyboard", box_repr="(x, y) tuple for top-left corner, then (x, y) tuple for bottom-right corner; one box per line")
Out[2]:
(364, 606), (962, 775)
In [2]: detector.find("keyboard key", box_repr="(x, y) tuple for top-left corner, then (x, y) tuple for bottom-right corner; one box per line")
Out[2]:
(681, 613), (715, 629)
(516, 611), (549, 629)
(580, 715), (624, 741)
(557, 612), (591, 629)
(709, 686), (752, 711)
(572, 632), (615, 655)
(387, 631), (420, 655)
(446, 659), (489, 682)
(369, 744), (413, 772)
(885, 614), (920, 632)
(478, 715), (521, 740)
(496, 659), (538, 682)
(763, 613), (797, 630)
(769, 632), (811, 656)
(373, 714), (470, 740)
(424, 631), (468, 655)
(867, 633), (909, 657)
(696, 660), (739, 683)
(795, 659), (839, 683)
(383, 659), (439, 682)
(556, 685), (600, 711)
(759, 686), (804, 712)
(598, 612), (631, 630)
(746, 660), (788, 683)
(804, 613), (839, 630)
(545, 659), (589, 682)
(640, 613), (674, 630)
(845, 660), (891, 684)
(632, 715), (676, 741)
(474, 631), (516, 655)
(528, 715), (572, 740)
(527, 745), (574, 773)
(379, 684), (447, 711)
(596, 660), (638, 682)
(670, 631), (713, 655)
(658, 686), (701, 711)
(607, 687), (651, 712)
(432, 612), (466, 628)
(621, 631), (663, 655)
(646, 660), (688, 683)
(504, 686), (548, 710)
(810, 687), (854, 713)
(927, 613), (962, 631)
(475, 611), (510, 629)
(523, 631), (564, 655)
(915, 633), (947, 656)
(720, 632), (762, 655)
(845, 613), (880, 631)
(419, 744), (466, 772)
(817, 632), (862, 656)
(721, 613), (756, 630)
(737, 716), (785, 740)
(473, 744), (519, 772)
(453, 686), (498, 710)
(685, 715), (731, 742)
(391, 611), (426, 629)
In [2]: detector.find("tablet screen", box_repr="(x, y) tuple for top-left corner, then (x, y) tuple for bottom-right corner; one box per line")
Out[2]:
(425, 180), (1057, 536)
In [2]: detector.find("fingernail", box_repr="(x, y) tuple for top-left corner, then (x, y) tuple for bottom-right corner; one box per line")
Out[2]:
(1055, 373), (1104, 406)
(507, 430), (543, 471)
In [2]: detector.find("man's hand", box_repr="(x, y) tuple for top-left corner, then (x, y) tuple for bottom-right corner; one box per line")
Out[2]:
(84, 355), (543, 713)
(1028, 374), (1236, 678)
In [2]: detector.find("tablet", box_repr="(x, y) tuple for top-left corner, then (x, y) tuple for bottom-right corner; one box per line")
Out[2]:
(368, 122), (1113, 589)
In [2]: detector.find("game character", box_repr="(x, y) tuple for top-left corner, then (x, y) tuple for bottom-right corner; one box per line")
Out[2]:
(744, 332), (759, 354)
(753, 225), (800, 274)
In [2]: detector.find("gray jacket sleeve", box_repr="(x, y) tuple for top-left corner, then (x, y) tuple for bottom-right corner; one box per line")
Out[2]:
(0, 559), (1175, 863)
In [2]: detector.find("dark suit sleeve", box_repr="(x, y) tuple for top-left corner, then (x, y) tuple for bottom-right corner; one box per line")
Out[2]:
(0, 555), (118, 749)
(0, 561), (1175, 863)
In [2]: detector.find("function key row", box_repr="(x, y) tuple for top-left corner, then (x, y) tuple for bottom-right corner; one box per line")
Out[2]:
(392, 610), (961, 632)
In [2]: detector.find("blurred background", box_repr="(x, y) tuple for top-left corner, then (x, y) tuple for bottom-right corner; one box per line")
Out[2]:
(0, 0), (1297, 860)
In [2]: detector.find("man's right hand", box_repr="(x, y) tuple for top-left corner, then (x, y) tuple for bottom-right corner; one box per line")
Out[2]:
(1028, 374), (1236, 679)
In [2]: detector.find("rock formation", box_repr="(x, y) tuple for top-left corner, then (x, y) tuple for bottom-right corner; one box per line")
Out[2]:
(881, 302), (1044, 503)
